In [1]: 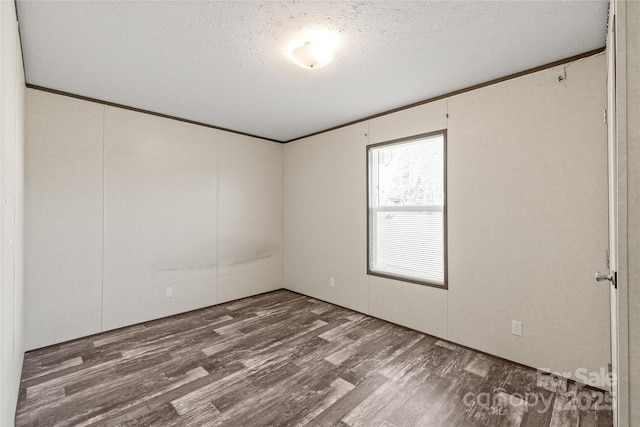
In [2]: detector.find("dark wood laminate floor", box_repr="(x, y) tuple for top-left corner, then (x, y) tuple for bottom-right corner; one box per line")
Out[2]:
(16, 290), (612, 427)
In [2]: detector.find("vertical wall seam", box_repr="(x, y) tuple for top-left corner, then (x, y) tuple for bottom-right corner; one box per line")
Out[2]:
(445, 99), (449, 340)
(100, 106), (105, 331)
(282, 140), (285, 290)
(13, 29), (23, 394)
(366, 121), (371, 316)
(215, 131), (219, 304)
(11, 16), (19, 407)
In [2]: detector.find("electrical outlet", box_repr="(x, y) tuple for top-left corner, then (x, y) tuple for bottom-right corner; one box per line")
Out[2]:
(512, 320), (523, 336)
(165, 287), (173, 298)
(329, 277), (335, 287)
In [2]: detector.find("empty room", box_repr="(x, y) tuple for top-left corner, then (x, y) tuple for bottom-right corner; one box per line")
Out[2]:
(0, 0), (638, 426)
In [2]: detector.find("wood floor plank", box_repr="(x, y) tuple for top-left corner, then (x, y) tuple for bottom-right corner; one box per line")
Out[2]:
(15, 289), (613, 427)
(307, 373), (389, 426)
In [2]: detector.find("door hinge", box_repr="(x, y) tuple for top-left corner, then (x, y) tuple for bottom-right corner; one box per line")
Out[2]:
(606, 249), (610, 269)
(612, 271), (617, 289)
(604, 109), (608, 125)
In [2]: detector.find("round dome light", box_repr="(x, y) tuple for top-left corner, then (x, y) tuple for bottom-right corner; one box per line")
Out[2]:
(290, 41), (334, 69)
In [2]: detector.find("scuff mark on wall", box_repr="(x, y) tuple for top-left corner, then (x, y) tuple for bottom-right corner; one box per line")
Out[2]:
(221, 254), (274, 267)
(152, 263), (217, 287)
(154, 262), (218, 273)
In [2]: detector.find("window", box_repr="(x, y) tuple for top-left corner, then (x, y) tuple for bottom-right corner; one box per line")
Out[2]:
(367, 131), (447, 288)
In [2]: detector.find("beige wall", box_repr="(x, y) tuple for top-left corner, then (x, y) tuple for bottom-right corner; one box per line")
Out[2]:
(0, 0), (26, 424)
(25, 89), (284, 349)
(25, 92), (104, 345)
(446, 57), (609, 375)
(284, 54), (611, 386)
(217, 132), (284, 303)
(102, 107), (218, 330)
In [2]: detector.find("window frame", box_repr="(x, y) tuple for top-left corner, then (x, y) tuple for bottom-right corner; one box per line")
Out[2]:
(366, 130), (448, 289)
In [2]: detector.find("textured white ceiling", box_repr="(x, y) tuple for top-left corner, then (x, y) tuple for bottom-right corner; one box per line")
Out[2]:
(17, 1), (608, 142)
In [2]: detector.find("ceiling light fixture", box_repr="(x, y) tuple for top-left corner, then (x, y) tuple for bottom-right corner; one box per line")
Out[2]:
(290, 40), (334, 69)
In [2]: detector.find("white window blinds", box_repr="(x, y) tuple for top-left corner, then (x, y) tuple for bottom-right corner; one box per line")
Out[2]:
(367, 132), (446, 287)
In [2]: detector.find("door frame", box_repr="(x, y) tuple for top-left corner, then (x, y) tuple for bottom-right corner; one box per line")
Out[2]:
(606, 4), (619, 423)
(607, 0), (632, 425)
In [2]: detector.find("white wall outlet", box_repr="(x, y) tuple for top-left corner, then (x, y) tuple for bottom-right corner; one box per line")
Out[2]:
(512, 320), (523, 336)
(329, 277), (335, 287)
(165, 287), (173, 298)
